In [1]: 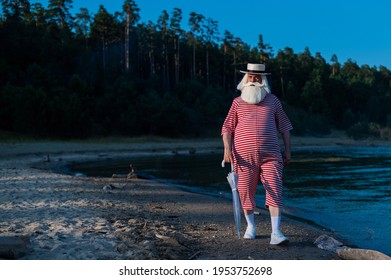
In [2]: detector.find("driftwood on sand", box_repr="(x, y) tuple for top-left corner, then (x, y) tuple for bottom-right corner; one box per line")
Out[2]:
(112, 164), (137, 179)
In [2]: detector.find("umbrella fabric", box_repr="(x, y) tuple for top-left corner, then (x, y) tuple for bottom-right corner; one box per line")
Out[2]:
(222, 160), (241, 239)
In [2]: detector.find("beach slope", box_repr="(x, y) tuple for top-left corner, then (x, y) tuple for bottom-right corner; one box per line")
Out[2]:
(0, 139), (346, 260)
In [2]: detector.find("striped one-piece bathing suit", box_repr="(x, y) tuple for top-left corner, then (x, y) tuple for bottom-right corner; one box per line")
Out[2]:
(221, 94), (293, 209)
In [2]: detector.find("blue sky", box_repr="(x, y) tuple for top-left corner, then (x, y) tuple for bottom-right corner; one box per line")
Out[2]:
(29, 0), (391, 69)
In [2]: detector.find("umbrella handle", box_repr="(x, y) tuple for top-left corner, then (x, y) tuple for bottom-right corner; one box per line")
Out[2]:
(221, 160), (234, 172)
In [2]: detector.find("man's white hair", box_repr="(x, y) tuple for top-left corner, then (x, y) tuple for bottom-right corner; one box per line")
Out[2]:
(237, 74), (271, 93)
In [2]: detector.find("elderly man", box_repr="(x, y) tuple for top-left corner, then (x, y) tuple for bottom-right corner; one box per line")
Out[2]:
(221, 63), (292, 245)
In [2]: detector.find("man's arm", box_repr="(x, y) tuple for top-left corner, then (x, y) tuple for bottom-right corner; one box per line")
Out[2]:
(281, 131), (291, 165)
(222, 132), (233, 163)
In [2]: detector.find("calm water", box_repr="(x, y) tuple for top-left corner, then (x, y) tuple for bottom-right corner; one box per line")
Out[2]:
(69, 146), (391, 256)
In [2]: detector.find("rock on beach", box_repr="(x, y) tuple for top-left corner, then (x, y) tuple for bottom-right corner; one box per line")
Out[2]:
(0, 236), (31, 259)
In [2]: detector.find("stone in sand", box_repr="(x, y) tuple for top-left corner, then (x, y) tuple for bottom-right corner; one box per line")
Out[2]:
(336, 248), (391, 260)
(314, 235), (345, 252)
(0, 236), (30, 259)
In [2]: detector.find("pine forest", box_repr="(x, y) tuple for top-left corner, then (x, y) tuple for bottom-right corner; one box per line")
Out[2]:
(1, 0), (391, 140)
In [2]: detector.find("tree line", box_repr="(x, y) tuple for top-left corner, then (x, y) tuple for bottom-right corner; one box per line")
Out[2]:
(1, 0), (391, 139)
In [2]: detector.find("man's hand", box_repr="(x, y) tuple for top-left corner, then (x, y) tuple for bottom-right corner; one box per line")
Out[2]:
(282, 150), (291, 166)
(223, 147), (233, 163)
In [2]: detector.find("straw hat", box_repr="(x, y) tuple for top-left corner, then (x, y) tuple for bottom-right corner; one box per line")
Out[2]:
(240, 63), (268, 74)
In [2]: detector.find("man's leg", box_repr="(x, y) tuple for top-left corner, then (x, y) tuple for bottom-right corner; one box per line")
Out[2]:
(269, 206), (281, 233)
(237, 164), (258, 239)
(243, 209), (256, 239)
(269, 206), (289, 245)
(260, 161), (289, 245)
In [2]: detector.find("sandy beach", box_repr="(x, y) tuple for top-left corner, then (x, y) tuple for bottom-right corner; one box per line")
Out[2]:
(1, 133), (390, 260)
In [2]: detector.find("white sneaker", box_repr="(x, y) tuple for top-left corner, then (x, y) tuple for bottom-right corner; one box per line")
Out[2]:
(243, 226), (256, 239)
(270, 232), (289, 245)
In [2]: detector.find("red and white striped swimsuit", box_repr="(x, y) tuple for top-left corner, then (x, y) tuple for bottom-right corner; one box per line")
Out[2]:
(221, 94), (293, 209)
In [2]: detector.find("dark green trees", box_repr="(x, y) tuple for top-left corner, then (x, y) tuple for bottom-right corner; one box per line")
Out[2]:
(0, 0), (390, 139)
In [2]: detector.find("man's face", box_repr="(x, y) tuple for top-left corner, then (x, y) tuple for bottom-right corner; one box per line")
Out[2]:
(247, 74), (262, 83)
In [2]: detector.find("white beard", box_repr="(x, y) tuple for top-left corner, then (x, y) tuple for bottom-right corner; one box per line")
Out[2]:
(240, 82), (268, 104)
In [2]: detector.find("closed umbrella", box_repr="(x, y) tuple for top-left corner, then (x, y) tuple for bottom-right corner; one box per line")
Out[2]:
(222, 160), (241, 239)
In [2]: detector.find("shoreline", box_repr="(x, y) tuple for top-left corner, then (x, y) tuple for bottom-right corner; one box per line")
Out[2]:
(1, 134), (390, 260)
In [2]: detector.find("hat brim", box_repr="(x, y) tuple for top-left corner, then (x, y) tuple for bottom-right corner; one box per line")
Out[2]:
(240, 70), (271, 75)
